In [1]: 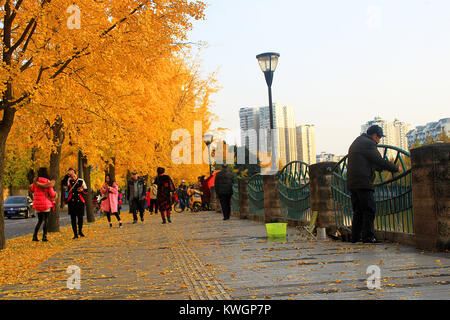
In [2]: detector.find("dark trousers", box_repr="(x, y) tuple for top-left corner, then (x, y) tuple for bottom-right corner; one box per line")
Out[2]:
(33, 211), (49, 238)
(218, 193), (232, 220)
(130, 198), (145, 221)
(106, 211), (121, 222)
(148, 199), (158, 213)
(350, 189), (376, 241)
(69, 205), (84, 236)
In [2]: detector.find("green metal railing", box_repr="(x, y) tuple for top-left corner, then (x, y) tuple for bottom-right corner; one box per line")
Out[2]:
(231, 181), (239, 213)
(278, 161), (312, 222)
(331, 144), (414, 234)
(248, 174), (264, 217)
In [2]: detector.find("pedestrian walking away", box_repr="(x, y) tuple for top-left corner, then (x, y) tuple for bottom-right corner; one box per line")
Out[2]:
(214, 164), (234, 221)
(127, 171), (146, 223)
(147, 181), (158, 215)
(154, 167), (175, 224)
(101, 174), (122, 228)
(30, 167), (57, 242)
(346, 125), (399, 244)
(65, 168), (88, 239)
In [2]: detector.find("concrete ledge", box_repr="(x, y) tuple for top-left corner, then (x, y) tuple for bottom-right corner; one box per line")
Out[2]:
(374, 231), (416, 247)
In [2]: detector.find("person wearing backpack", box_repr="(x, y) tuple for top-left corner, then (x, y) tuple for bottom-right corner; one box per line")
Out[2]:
(30, 167), (57, 242)
(148, 182), (158, 215)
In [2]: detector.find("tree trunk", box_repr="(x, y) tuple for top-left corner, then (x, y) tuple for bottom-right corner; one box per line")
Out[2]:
(0, 107), (17, 250)
(48, 117), (64, 233)
(82, 156), (95, 223)
(0, 133), (9, 250)
(78, 150), (84, 179)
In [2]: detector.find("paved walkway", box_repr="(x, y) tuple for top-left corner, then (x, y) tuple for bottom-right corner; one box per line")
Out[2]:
(0, 212), (449, 300)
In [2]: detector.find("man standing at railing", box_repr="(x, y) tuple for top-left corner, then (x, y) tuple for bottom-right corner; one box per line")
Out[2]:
(347, 125), (399, 244)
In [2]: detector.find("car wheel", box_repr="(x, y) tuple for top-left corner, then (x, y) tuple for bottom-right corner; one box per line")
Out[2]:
(7, 216), (11, 219)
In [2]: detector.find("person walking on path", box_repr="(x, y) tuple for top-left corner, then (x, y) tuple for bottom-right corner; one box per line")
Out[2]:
(347, 125), (399, 244)
(127, 171), (146, 224)
(147, 181), (158, 215)
(65, 168), (88, 239)
(101, 174), (122, 228)
(30, 167), (57, 242)
(154, 167), (175, 224)
(214, 164), (234, 221)
(200, 176), (212, 211)
(117, 189), (123, 215)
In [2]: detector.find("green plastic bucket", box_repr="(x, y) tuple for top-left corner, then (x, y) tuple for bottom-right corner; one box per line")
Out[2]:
(265, 223), (287, 238)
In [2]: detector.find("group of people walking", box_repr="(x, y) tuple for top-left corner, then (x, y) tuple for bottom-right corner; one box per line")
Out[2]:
(29, 166), (177, 241)
(126, 168), (176, 224)
(29, 124), (397, 245)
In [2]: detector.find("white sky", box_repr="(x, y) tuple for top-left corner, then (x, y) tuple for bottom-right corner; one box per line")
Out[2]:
(188, 0), (450, 155)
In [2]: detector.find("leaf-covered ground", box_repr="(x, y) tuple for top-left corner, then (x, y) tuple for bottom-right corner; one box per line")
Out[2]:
(0, 211), (449, 300)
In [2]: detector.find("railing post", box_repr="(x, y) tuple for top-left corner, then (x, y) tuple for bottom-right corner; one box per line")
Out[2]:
(411, 143), (450, 251)
(238, 178), (249, 219)
(310, 162), (337, 234)
(263, 174), (282, 223)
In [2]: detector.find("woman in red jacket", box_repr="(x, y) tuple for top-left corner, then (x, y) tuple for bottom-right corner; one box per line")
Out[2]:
(30, 167), (57, 242)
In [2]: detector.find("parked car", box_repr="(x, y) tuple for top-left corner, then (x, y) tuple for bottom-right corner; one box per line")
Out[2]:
(4, 196), (35, 219)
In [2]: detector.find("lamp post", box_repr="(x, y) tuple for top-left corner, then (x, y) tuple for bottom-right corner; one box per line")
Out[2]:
(203, 133), (214, 176)
(256, 52), (280, 174)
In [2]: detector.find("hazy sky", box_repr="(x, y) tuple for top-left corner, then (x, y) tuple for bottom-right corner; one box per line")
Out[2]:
(188, 0), (450, 155)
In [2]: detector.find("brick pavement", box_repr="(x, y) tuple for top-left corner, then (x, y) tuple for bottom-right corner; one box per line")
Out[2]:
(0, 211), (448, 300)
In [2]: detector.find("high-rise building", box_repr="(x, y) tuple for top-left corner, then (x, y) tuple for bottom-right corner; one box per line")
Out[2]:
(361, 117), (411, 151)
(239, 107), (260, 156)
(406, 118), (449, 147)
(258, 103), (297, 167)
(296, 125), (316, 165)
(239, 103), (298, 167)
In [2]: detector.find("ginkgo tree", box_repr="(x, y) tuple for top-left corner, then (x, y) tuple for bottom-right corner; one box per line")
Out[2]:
(0, 0), (215, 250)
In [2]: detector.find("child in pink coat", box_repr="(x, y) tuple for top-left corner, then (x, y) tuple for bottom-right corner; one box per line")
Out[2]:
(101, 174), (122, 228)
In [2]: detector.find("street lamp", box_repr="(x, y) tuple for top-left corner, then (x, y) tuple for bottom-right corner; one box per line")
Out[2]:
(203, 133), (214, 176)
(256, 52), (280, 174)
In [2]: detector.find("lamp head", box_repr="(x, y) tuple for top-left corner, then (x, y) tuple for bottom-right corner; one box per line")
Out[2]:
(256, 52), (280, 73)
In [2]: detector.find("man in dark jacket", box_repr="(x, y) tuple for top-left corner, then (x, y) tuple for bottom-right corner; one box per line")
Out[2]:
(127, 171), (147, 223)
(347, 125), (399, 244)
(214, 164), (234, 220)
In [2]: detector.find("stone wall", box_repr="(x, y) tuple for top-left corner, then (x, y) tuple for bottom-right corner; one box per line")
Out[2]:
(411, 143), (449, 251)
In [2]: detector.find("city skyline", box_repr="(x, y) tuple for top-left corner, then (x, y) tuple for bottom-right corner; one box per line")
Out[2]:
(188, 0), (450, 155)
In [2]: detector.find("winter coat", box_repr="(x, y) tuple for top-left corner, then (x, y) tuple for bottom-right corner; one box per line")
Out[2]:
(30, 177), (56, 212)
(100, 182), (119, 213)
(214, 168), (234, 195)
(346, 134), (399, 191)
(127, 177), (146, 201)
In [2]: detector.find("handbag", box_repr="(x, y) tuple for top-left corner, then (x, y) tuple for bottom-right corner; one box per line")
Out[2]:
(65, 179), (80, 204)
